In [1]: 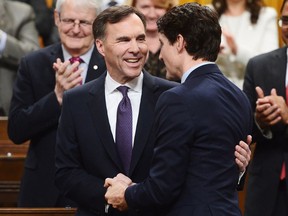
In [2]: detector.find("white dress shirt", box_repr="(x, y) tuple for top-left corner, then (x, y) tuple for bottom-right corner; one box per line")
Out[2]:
(105, 72), (143, 146)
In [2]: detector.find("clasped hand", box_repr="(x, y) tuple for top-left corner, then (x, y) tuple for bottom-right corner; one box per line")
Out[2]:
(255, 87), (288, 129)
(104, 173), (133, 211)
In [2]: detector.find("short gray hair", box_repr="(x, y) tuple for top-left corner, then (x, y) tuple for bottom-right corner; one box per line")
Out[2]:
(55, 0), (102, 15)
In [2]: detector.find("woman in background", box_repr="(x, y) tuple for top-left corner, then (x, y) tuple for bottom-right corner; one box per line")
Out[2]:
(211, 0), (278, 89)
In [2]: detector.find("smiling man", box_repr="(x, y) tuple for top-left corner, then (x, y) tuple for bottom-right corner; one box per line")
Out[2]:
(8, 0), (106, 207)
(55, 5), (178, 216)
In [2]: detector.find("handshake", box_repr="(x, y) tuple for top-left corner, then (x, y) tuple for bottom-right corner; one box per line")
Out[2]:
(104, 173), (134, 211)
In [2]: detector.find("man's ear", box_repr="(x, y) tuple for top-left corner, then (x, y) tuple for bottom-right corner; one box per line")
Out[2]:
(54, 10), (60, 27)
(176, 34), (186, 53)
(95, 39), (105, 57)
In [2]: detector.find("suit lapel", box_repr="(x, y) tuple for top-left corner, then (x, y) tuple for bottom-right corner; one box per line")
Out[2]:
(85, 71), (163, 174)
(50, 43), (64, 61)
(46, 43), (63, 88)
(85, 46), (106, 82)
(130, 72), (158, 174)
(86, 74), (123, 171)
(270, 48), (287, 97)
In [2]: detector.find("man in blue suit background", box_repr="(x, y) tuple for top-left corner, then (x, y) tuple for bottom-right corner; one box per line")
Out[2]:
(105, 3), (253, 216)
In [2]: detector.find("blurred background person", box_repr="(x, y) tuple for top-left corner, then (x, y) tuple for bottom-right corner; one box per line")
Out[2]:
(8, 0), (106, 207)
(14, 0), (60, 46)
(0, 0), (39, 116)
(243, 0), (288, 215)
(126, 0), (178, 80)
(211, 0), (279, 89)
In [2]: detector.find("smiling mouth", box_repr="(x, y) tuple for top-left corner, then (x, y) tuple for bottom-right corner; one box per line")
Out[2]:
(125, 58), (141, 63)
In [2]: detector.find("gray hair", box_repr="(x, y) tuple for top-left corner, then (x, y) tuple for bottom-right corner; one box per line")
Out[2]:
(55, 0), (103, 15)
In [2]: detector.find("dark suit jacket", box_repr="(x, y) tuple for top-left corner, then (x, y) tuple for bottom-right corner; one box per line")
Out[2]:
(55, 71), (178, 216)
(7, 43), (106, 207)
(125, 64), (253, 216)
(243, 47), (288, 216)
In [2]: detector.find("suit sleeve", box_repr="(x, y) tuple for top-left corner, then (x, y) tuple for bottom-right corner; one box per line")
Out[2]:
(8, 56), (61, 144)
(55, 91), (107, 214)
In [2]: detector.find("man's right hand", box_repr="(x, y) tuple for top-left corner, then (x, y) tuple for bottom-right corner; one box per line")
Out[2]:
(53, 58), (83, 105)
(255, 86), (281, 129)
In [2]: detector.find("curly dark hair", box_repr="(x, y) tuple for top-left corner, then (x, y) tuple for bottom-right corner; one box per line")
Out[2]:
(157, 3), (221, 62)
(212, 0), (265, 24)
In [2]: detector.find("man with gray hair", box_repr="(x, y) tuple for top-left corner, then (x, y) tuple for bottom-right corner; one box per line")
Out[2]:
(8, 0), (106, 207)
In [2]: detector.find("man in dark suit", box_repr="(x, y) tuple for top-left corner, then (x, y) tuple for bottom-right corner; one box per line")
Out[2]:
(55, 6), (178, 215)
(243, 1), (288, 215)
(8, 0), (106, 207)
(104, 3), (253, 216)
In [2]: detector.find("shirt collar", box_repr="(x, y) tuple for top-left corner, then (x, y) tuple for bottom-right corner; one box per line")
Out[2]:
(181, 62), (215, 83)
(62, 45), (94, 64)
(105, 71), (143, 94)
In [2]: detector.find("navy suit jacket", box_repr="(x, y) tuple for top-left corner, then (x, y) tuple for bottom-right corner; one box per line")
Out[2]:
(243, 47), (288, 216)
(55, 71), (178, 216)
(8, 43), (106, 207)
(125, 64), (253, 216)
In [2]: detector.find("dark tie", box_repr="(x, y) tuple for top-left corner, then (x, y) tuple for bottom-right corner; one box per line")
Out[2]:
(116, 86), (132, 174)
(280, 87), (288, 180)
(69, 56), (84, 84)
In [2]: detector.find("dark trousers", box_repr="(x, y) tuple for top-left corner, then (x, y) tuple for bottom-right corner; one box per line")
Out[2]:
(272, 180), (288, 216)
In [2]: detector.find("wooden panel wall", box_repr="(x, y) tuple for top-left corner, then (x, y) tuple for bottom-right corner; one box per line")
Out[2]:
(0, 117), (29, 207)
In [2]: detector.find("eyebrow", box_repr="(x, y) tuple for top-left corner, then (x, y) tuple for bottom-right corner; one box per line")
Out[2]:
(116, 34), (146, 42)
(137, 34), (146, 39)
(116, 36), (130, 42)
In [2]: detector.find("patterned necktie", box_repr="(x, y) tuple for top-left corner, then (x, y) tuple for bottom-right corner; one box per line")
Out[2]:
(280, 86), (288, 180)
(69, 56), (84, 84)
(69, 56), (83, 67)
(116, 86), (132, 174)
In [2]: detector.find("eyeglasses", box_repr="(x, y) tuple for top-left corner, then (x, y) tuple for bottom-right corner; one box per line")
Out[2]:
(278, 16), (288, 27)
(58, 13), (93, 29)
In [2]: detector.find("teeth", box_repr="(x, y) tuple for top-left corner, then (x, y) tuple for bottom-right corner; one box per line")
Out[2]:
(126, 59), (139, 63)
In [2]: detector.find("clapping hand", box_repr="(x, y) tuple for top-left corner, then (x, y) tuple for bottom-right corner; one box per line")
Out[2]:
(255, 87), (284, 129)
(53, 58), (83, 105)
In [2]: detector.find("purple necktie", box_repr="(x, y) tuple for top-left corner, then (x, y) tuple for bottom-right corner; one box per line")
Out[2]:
(69, 56), (84, 84)
(116, 86), (132, 174)
(69, 56), (84, 66)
